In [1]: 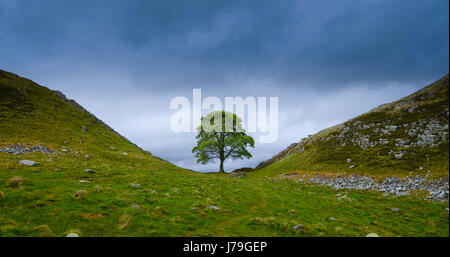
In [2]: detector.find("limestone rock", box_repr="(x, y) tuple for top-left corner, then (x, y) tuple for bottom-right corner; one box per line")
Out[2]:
(19, 160), (39, 166)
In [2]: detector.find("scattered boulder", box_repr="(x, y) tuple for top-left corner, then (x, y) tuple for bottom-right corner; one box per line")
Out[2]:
(1, 144), (54, 155)
(19, 160), (39, 166)
(131, 182), (142, 188)
(84, 169), (95, 174)
(66, 233), (80, 237)
(394, 153), (404, 159)
(366, 233), (379, 237)
(229, 172), (247, 178)
(391, 207), (400, 212)
(206, 205), (220, 210)
(293, 224), (304, 231)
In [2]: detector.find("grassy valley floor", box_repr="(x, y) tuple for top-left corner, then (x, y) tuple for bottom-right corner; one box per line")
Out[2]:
(0, 151), (448, 237)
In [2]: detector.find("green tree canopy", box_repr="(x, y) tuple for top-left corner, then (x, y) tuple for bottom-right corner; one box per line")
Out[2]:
(192, 110), (255, 173)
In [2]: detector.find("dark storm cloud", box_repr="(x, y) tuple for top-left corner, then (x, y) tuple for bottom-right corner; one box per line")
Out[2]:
(1, 0), (448, 90)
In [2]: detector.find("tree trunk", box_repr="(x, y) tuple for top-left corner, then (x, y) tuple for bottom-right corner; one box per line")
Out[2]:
(219, 132), (225, 173)
(219, 158), (224, 173)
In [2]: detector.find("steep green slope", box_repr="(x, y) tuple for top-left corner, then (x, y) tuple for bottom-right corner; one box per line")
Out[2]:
(0, 70), (448, 237)
(0, 69), (172, 166)
(255, 74), (449, 177)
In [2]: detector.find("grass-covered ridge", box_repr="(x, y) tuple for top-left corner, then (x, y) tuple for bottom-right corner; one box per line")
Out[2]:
(0, 69), (170, 164)
(255, 74), (449, 178)
(0, 70), (448, 237)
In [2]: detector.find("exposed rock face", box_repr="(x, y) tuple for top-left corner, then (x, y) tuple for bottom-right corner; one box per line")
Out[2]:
(295, 174), (449, 201)
(0, 144), (54, 155)
(256, 74), (449, 171)
(323, 117), (448, 150)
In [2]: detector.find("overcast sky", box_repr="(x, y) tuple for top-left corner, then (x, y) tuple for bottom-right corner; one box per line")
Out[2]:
(1, 0), (448, 172)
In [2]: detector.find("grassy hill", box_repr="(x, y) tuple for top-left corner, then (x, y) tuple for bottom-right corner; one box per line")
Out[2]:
(0, 70), (448, 237)
(255, 74), (449, 178)
(0, 69), (172, 166)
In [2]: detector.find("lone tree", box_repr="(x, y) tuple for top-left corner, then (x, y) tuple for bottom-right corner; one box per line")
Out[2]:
(192, 111), (255, 173)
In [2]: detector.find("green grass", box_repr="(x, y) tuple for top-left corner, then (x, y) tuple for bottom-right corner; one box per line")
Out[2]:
(253, 141), (449, 178)
(255, 74), (449, 178)
(0, 152), (448, 237)
(0, 70), (448, 237)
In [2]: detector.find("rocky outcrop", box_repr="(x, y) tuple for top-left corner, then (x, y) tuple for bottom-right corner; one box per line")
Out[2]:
(256, 74), (449, 170)
(294, 174), (449, 201)
(318, 117), (448, 150)
(0, 144), (54, 155)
